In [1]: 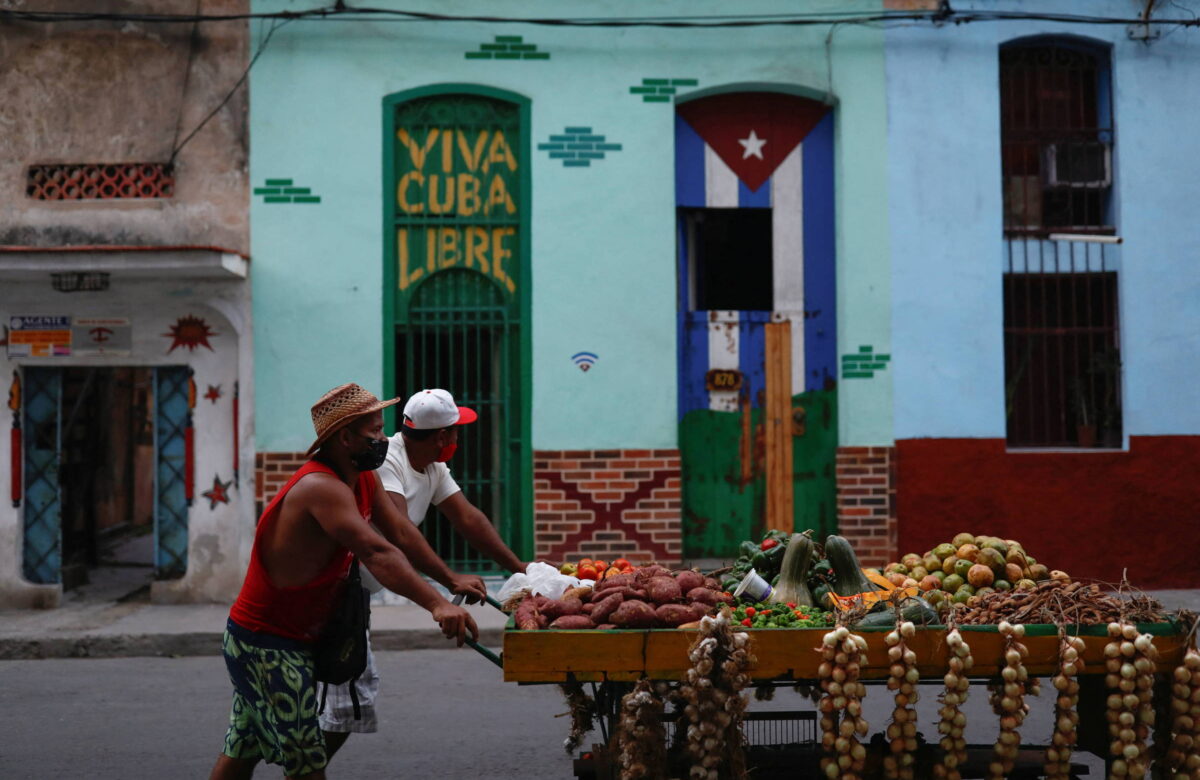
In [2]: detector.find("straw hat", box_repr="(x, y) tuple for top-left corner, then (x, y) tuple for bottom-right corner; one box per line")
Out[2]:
(305, 383), (401, 456)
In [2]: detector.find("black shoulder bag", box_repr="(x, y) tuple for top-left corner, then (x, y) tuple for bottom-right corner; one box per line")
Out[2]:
(314, 558), (371, 719)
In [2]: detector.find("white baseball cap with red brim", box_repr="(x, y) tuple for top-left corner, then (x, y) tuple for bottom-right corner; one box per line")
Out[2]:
(402, 388), (477, 430)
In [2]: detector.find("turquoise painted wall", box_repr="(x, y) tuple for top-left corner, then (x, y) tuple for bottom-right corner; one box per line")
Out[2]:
(885, 0), (1200, 439)
(250, 1), (891, 452)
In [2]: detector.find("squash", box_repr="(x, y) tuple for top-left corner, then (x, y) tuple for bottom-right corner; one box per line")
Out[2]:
(852, 597), (942, 628)
(767, 532), (814, 607)
(824, 535), (876, 596)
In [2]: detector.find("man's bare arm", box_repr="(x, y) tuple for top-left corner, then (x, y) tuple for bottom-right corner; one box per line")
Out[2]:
(373, 487), (488, 603)
(438, 491), (526, 574)
(306, 475), (478, 644)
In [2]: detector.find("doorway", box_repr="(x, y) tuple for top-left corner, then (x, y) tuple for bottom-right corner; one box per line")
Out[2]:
(58, 368), (156, 598)
(21, 365), (190, 599)
(674, 91), (839, 557)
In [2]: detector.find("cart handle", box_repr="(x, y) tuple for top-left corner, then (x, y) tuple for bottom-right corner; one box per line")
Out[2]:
(451, 592), (503, 668)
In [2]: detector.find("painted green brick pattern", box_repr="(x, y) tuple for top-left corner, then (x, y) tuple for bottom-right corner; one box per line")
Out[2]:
(537, 127), (622, 168)
(629, 77), (699, 103)
(842, 345), (892, 379)
(466, 35), (550, 60)
(253, 178), (321, 204)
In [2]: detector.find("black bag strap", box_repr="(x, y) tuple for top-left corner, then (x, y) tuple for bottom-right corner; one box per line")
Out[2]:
(317, 678), (362, 720)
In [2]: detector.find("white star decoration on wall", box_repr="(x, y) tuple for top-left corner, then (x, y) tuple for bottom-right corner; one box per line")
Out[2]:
(738, 129), (767, 160)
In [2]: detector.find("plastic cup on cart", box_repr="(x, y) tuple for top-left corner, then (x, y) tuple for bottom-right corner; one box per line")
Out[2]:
(733, 568), (773, 603)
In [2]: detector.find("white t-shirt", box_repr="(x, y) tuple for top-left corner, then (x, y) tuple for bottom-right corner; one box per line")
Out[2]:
(376, 431), (461, 525)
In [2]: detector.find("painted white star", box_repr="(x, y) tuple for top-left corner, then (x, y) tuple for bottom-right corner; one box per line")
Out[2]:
(738, 129), (767, 160)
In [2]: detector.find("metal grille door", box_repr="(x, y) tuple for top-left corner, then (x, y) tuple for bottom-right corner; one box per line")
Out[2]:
(154, 366), (190, 578)
(22, 367), (62, 584)
(399, 271), (516, 572)
(388, 91), (526, 572)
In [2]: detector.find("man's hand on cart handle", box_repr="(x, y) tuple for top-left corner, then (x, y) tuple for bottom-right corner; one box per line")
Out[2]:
(432, 600), (479, 647)
(449, 573), (488, 604)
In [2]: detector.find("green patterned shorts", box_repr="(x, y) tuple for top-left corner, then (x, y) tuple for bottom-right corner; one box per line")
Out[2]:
(221, 619), (327, 777)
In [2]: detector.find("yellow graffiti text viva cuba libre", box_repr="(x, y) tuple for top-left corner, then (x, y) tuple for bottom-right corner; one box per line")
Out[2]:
(396, 128), (519, 294)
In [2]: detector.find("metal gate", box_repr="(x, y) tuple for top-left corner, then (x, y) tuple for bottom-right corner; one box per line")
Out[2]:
(154, 366), (191, 579)
(385, 88), (529, 572)
(22, 367), (61, 584)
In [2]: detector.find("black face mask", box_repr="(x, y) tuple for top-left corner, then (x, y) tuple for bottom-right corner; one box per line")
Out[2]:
(349, 433), (389, 471)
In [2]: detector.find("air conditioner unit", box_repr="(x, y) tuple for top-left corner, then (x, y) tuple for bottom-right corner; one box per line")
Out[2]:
(1042, 142), (1112, 188)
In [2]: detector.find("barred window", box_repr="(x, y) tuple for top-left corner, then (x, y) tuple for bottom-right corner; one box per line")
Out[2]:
(1000, 41), (1113, 236)
(1001, 39), (1122, 449)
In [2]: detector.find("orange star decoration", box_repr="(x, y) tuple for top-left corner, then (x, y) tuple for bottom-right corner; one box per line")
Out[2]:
(163, 315), (217, 353)
(202, 474), (232, 509)
(204, 384), (222, 403)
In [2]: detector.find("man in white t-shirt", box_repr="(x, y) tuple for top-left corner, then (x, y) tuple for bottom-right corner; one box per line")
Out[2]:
(319, 388), (527, 757)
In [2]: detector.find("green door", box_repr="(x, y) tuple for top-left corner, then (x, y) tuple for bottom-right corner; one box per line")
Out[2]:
(383, 87), (532, 571)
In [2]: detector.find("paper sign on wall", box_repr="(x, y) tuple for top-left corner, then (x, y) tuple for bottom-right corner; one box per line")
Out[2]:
(8, 315), (72, 358)
(72, 317), (132, 356)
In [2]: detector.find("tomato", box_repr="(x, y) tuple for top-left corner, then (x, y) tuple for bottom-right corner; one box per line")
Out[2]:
(578, 558), (593, 568)
(761, 538), (778, 551)
(794, 611), (804, 618)
(786, 602), (797, 609)
(741, 618), (753, 627)
(744, 607), (756, 617)
(577, 565), (598, 580)
(612, 558), (631, 570)
(722, 592), (732, 601)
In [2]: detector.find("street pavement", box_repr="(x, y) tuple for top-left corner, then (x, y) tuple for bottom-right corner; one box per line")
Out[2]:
(0, 649), (1104, 779)
(0, 648), (577, 779)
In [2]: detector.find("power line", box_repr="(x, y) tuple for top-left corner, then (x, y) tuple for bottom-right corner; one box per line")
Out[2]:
(2, 5), (1199, 28)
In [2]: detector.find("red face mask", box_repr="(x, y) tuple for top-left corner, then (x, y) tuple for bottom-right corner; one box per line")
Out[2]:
(436, 443), (457, 462)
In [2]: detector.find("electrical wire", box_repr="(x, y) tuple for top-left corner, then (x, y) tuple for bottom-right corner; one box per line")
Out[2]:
(2, 4), (1199, 28)
(168, 17), (292, 163)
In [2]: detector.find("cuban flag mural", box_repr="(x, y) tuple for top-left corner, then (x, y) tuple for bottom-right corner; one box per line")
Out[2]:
(674, 92), (837, 557)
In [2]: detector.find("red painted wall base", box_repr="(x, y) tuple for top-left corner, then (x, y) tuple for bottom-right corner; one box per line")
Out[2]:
(896, 436), (1200, 590)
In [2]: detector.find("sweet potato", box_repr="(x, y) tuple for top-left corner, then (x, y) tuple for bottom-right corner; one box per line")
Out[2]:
(539, 596), (583, 620)
(609, 599), (658, 628)
(514, 596), (542, 630)
(674, 570), (705, 593)
(590, 591), (625, 624)
(635, 565), (671, 582)
(549, 615), (596, 630)
(594, 573), (635, 592)
(595, 623), (617, 631)
(646, 576), (682, 605)
(677, 620), (702, 629)
(686, 587), (723, 607)
(703, 577), (722, 591)
(581, 602), (595, 615)
(604, 586), (649, 601)
(655, 603), (700, 627)
(563, 585), (593, 602)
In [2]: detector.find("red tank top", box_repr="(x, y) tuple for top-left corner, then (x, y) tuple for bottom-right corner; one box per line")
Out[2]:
(229, 460), (377, 642)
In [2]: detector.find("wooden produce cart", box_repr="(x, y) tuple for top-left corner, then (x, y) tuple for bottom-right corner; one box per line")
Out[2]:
(502, 620), (1191, 779)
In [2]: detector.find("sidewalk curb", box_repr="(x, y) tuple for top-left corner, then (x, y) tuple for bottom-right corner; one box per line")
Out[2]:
(0, 627), (505, 661)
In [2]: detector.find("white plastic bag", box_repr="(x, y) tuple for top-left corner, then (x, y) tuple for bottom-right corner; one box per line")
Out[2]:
(497, 561), (593, 602)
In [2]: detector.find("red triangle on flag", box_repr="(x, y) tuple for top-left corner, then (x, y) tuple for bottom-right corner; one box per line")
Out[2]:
(677, 92), (831, 192)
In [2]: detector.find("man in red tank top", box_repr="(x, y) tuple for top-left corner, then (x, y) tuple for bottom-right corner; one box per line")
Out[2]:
(209, 383), (478, 780)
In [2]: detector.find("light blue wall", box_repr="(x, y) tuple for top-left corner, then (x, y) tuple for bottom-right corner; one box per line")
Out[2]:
(885, 0), (1200, 440)
(250, 1), (891, 452)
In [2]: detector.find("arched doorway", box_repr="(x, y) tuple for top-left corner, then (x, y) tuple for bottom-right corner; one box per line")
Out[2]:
(674, 90), (839, 556)
(383, 86), (531, 570)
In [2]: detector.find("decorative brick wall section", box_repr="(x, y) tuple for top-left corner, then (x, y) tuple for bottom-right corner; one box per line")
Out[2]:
(534, 449), (682, 565)
(255, 451), (308, 518)
(836, 446), (897, 568)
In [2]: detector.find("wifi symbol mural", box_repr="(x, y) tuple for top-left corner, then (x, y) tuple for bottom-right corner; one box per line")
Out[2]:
(571, 351), (598, 372)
